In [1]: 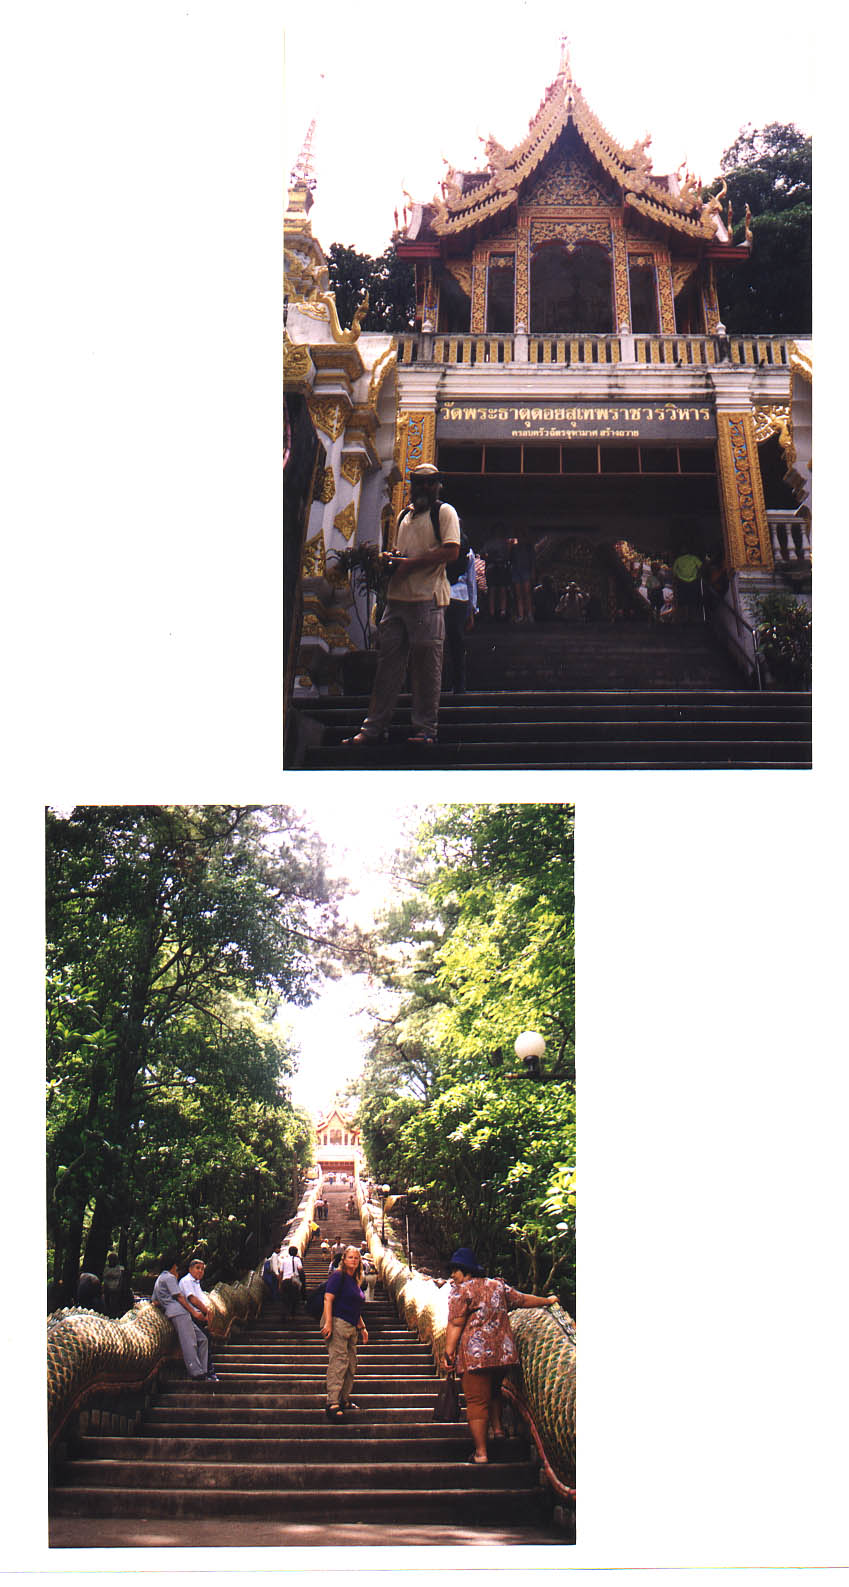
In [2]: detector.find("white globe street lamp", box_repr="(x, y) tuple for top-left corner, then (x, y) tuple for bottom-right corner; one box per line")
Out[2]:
(514, 1030), (545, 1078)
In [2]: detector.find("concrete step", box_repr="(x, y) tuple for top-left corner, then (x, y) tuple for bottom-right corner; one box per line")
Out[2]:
(50, 1485), (548, 1524)
(84, 1434), (478, 1460)
(57, 1459), (534, 1492)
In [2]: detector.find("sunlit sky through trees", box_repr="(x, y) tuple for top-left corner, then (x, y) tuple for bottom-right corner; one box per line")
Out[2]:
(282, 800), (429, 1118)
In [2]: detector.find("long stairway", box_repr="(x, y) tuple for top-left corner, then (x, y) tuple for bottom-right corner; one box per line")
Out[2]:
(49, 1185), (558, 1546)
(287, 619), (811, 770)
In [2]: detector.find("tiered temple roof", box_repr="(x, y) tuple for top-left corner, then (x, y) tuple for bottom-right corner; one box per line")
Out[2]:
(400, 45), (738, 252)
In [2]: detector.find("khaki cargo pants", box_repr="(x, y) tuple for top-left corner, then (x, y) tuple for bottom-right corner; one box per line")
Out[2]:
(361, 598), (445, 739)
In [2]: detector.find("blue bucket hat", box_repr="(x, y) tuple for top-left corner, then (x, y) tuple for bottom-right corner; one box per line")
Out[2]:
(449, 1247), (482, 1275)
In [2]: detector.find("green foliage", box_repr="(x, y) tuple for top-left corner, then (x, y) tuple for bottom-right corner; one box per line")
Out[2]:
(753, 593), (812, 687)
(714, 122), (811, 332)
(327, 242), (415, 333)
(328, 543), (392, 649)
(46, 806), (333, 1294)
(356, 804), (576, 1308)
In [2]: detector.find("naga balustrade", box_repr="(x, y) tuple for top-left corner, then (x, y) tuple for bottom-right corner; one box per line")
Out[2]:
(46, 1175), (325, 1451)
(397, 331), (799, 369)
(354, 1165), (576, 1511)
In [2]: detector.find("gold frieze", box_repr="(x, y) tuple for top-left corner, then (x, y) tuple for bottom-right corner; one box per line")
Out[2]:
(716, 412), (773, 570)
(333, 501), (358, 542)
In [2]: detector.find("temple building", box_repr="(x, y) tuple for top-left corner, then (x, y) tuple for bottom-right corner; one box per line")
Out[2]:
(283, 47), (811, 754)
(314, 1105), (363, 1180)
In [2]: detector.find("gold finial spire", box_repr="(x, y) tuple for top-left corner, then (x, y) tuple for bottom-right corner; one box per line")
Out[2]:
(558, 35), (571, 78)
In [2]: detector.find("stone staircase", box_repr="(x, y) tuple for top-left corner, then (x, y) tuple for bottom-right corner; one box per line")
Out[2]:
(464, 620), (744, 692)
(287, 622), (811, 770)
(49, 1187), (557, 1543)
(290, 690), (811, 770)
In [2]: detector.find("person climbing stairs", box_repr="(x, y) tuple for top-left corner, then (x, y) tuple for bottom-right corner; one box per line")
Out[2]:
(49, 1183), (561, 1545)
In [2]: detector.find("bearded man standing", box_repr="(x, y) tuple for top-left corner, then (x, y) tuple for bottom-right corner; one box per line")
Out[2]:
(344, 464), (460, 747)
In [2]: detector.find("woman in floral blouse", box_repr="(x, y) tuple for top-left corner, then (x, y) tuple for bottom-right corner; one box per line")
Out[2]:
(443, 1247), (558, 1464)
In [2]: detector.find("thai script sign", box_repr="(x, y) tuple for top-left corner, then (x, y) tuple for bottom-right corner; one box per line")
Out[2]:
(437, 400), (716, 442)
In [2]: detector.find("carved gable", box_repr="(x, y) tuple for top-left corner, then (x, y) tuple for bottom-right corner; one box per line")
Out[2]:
(522, 142), (620, 209)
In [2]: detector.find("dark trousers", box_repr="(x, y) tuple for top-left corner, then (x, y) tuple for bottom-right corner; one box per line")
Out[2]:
(444, 599), (470, 693)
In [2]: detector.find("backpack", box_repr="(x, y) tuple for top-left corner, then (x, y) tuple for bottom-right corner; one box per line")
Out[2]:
(261, 1258), (277, 1293)
(399, 501), (469, 585)
(305, 1283), (327, 1320)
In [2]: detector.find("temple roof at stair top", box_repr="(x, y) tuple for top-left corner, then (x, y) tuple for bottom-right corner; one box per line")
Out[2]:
(401, 51), (719, 248)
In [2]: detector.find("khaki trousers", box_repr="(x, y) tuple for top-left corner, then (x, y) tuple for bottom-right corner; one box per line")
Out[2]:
(362, 599), (445, 738)
(326, 1316), (358, 1407)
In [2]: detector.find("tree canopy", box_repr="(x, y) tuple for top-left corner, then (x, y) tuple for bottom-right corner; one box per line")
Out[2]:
(353, 804), (576, 1309)
(713, 121), (811, 333)
(326, 242), (415, 333)
(46, 805), (336, 1300)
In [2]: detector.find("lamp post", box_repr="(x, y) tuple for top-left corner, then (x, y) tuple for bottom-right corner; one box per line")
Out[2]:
(378, 1184), (390, 1242)
(487, 1030), (573, 1083)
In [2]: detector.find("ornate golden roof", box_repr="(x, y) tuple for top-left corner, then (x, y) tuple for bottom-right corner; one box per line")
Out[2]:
(422, 55), (718, 243)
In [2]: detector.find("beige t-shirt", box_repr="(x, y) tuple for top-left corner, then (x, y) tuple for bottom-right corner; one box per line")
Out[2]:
(387, 502), (461, 606)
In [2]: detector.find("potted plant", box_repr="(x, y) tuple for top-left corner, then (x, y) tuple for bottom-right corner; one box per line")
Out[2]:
(329, 543), (392, 694)
(752, 593), (812, 689)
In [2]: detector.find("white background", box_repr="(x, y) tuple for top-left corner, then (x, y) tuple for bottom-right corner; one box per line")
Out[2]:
(2, 1), (845, 1580)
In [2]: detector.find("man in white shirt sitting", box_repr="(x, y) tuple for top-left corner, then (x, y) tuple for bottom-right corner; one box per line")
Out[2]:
(178, 1256), (219, 1381)
(152, 1251), (213, 1382)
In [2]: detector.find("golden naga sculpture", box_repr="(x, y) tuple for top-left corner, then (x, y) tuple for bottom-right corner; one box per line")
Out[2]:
(481, 131), (510, 176)
(703, 177), (728, 218)
(744, 203), (754, 245)
(315, 289), (370, 345)
(625, 131), (653, 174)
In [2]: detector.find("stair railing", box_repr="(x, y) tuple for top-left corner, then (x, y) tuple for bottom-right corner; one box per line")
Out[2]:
(354, 1167), (576, 1505)
(704, 585), (763, 689)
(47, 1174), (324, 1451)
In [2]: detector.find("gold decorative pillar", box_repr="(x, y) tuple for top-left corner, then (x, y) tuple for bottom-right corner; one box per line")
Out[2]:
(516, 215), (530, 328)
(702, 263), (721, 334)
(471, 247), (487, 334)
(391, 410), (437, 527)
(611, 215), (630, 329)
(656, 248), (676, 334)
(715, 412), (774, 571)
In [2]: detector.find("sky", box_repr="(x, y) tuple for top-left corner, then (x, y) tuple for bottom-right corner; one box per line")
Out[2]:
(282, 798), (431, 1119)
(284, 0), (814, 258)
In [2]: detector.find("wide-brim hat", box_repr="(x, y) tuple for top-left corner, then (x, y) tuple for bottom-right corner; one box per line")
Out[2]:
(449, 1247), (482, 1274)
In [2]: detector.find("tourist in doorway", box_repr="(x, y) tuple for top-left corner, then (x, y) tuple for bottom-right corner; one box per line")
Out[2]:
(672, 551), (703, 624)
(442, 1247), (559, 1464)
(321, 1245), (369, 1421)
(646, 560), (664, 619)
(152, 1251), (213, 1382)
(343, 463), (460, 747)
(557, 583), (587, 623)
(533, 575), (559, 623)
(483, 526), (510, 621)
(509, 532), (535, 622)
(443, 535), (477, 695)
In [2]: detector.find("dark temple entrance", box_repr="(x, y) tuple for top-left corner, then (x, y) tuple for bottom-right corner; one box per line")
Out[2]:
(435, 439), (741, 690)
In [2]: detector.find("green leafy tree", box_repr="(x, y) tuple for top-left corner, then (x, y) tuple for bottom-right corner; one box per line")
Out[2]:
(46, 805), (334, 1299)
(713, 122), (811, 332)
(356, 804), (576, 1309)
(327, 241), (415, 333)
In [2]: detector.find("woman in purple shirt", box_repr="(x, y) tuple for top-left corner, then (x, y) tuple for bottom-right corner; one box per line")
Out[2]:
(320, 1245), (369, 1421)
